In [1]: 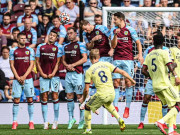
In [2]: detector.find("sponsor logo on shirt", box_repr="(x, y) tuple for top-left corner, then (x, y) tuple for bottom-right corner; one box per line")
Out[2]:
(52, 47), (56, 51)
(41, 53), (55, 56)
(117, 37), (128, 42)
(124, 31), (128, 35)
(25, 51), (29, 55)
(95, 31), (99, 35)
(74, 45), (78, 49)
(28, 34), (31, 38)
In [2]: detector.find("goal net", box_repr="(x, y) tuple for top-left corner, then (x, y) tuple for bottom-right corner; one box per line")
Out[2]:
(102, 7), (180, 124)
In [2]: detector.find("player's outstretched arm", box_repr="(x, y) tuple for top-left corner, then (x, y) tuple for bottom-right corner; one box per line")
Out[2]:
(114, 68), (136, 85)
(142, 65), (150, 78)
(136, 40), (144, 65)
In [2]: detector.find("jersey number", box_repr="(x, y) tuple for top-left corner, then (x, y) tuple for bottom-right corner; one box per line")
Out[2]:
(98, 71), (108, 83)
(152, 58), (157, 72)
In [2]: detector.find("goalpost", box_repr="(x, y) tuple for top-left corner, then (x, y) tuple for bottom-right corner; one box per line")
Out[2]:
(102, 7), (180, 124)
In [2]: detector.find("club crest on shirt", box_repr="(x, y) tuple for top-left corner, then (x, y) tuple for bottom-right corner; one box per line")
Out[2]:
(28, 34), (31, 38)
(124, 31), (128, 35)
(74, 45), (78, 49)
(25, 51), (29, 55)
(95, 31), (99, 35)
(52, 47), (56, 51)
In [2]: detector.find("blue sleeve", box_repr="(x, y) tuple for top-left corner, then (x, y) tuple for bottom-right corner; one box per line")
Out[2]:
(143, 48), (149, 60)
(10, 26), (16, 33)
(32, 15), (38, 25)
(83, 32), (89, 44)
(9, 48), (15, 60)
(47, 26), (54, 35)
(36, 45), (41, 57)
(31, 29), (37, 44)
(29, 48), (35, 60)
(17, 15), (23, 24)
(18, 26), (24, 32)
(97, 25), (110, 37)
(79, 42), (87, 54)
(155, 0), (160, 5)
(60, 25), (67, 38)
(139, 0), (143, 5)
(56, 43), (63, 58)
(110, 27), (116, 40)
(128, 27), (139, 42)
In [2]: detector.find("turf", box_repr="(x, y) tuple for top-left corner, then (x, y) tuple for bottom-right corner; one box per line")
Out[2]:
(0, 124), (180, 135)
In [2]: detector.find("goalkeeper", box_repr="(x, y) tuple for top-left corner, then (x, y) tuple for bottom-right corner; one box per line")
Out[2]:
(82, 49), (136, 134)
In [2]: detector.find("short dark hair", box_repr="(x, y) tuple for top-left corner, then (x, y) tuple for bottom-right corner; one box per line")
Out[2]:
(114, 12), (125, 20)
(1, 46), (10, 53)
(153, 33), (164, 47)
(42, 15), (50, 20)
(52, 15), (60, 20)
(177, 32), (180, 37)
(80, 20), (89, 29)
(17, 32), (26, 38)
(12, 28), (20, 33)
(67, 27), (77, 32)
(95, 14), (102, 19)
(3, 13), (11, 19)
(24, 5), (31, 9)
(29, 0), (36, 3)
(50, 30), (59, 37)
(152, 31), (163, 36)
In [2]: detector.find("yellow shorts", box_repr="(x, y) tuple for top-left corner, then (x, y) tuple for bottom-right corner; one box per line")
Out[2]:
(155, 85), (180, 108)
(170, 77), (180, 92)
(86, 92), (115, 113)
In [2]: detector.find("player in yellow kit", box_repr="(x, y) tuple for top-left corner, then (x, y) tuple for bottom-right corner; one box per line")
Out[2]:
(82, 49), (136, 134)
(169, 32), (180, 130)
(142, 33), (180, 135)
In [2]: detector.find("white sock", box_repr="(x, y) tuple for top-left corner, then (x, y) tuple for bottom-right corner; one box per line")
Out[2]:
(158, 119), (165, 124)
(168, 127), (174, 133)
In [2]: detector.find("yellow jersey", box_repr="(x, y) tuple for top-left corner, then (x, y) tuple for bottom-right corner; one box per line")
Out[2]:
(170, 46), (180, 79)
(85, 61), (116, 97)
(143, 49), (172, 92)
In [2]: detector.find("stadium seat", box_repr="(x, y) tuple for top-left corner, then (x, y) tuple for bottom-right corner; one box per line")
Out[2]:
(11, 14), (19, 24)
(13, 4), (25, 13)
(37, 37), (45, 45)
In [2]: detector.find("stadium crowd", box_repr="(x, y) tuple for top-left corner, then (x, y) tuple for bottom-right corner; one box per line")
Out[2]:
(0, 0), (179, 103)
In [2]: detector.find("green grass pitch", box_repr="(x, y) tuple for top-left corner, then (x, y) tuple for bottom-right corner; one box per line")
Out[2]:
(0, 124), (180, 135)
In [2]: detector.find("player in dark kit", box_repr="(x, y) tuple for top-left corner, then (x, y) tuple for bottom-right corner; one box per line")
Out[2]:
(36, 30), (63, 129)
(111, 12), (144, 118)
(62, 27), (87, 129)
(10, 32), (35, 130)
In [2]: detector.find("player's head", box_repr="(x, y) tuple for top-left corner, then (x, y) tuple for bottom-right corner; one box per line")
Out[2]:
(48, 30), (58, 44)
(89, 49), (100, 63)
(52, 15), (61, 28)
(17, 32), (27, 46)
(153, 32), (164, 48)
(113, 12), (125, 27)
(24, 5), (32, 16)
(94, 14), (102, 25)
(3, 13), (11, 26)
(67, 27), (77, 42)
(24, 18), (32, 30)
(80, 20), (92, 33)
(12, 28), (20, 40)
(177, 32), (180, 48)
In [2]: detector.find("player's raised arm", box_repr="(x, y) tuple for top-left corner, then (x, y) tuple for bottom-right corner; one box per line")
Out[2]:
(136, 40), (144, 65)
(114, 68), (136, 85)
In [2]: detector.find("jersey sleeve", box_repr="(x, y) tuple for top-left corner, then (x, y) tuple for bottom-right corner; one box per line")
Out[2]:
(143, 55), (148, 66)
(85, 70), (91, 84)
(97, 25), (110, 37)
(17, 15), (23, 24)
(32, 15), (39, 25)
(47, 26), (54, 35)
(36, 45), (41, 57)
(18, 26), (24, 32)
(83, 32), (89, 44)
(57, 44), (63, 58)
(110, 27), (116, 40)
(128, 26), (139, 42)
(31, 29), (37, 44)
(9, 48), (15, 60)
(79, 42), (87, 54)
(163, 51), (172, 65)
(62, 44), (66, 56)
(29, 48), (35, 61)
(60, 25), (67, 38)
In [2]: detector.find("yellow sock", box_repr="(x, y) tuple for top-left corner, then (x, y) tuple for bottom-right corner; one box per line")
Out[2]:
(85, 110), (91, 129)
(168, 116), (174, 133)
(163, 107), (178, 122)
(104, 103), (120, 120)
(174, 114), (177, 126)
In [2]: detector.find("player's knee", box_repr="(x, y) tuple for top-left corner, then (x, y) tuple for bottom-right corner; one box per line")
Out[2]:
(52, 92), (58, 101)
(125, 80), (132, 87)
(113, 80), (120, 87)
(66, 93), (74, 99)
(143, 95), (151, 104)
(41, 96), (48, 102)
(27, 97), (33, 103)
(76, 94), (82, 99)
(13, 98), (20, 104)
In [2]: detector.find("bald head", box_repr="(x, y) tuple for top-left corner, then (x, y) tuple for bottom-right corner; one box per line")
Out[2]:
(24, 18), (32, 31)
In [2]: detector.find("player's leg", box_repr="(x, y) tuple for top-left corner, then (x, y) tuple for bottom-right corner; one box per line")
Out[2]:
(123, 60), (134, 118)
(39, 77), (50, 129)
(83, 104), (92, 134)
(24, 78), (35, 129)
(12, 80), (22, 129)
(77, 94), (85, 129)
(51, 77), (60, 129)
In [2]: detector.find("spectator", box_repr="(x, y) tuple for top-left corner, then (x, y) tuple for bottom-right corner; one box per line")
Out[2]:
(0, 46), (14, 79)
(29, 0), (44, 22)
(18, 18), (37, 48)
(84, 0), (102, 25)
(0, 13), (16, 39)
(82, 0), (103, 8)
(94, 14), (102, 25)
(0, 69), (7, 102)
(0, 0), (12, 23)
(9, 41), (18, 49)
(102, 0), (118, 7)
(58, 0), (79, 24)
(45, 15), (67, 45)
(37, 15), (53, 38)
(122, 0), (135, 7)
(143, 0), (153, 7)
(164, 27), (177, 48)
(17, 5), (39, 28)
(42, 0), (57, 21)
(0, 34), (7, 55)
(73, 17), (80, 40)
(7, 28), (20, 47)
(111, 0), (121, 6)
(175, 0), (180, 6)
(4, 85), (13, 102)
(53, 0), (65, 8)
(139, 0), (160, 7)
